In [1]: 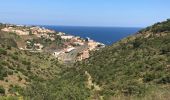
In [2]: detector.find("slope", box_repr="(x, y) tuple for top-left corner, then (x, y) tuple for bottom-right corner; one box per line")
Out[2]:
(73, 19), (170, 99)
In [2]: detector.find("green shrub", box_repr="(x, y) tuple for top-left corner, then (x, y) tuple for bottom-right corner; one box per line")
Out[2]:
(0, 86), (5, 95)
(143, 73), (156, 82)
(8, 71), (13, 75)
(9, 85), (23, 94)
(27, 66), (31, 70)
(157, 76), (170, 84)
(22, 60), (31, 65)
(11, 54), (19, 60)
(0, 66), (8, 80)
(0, 48), (7, 55)
(7, 45), (11, 50)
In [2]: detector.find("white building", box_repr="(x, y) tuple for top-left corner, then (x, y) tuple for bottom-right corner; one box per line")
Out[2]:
(58, 32), (65, 36)
(61, 35), (74, 40)
(65, 47), (75, 53)
(73, 42), (84, 46)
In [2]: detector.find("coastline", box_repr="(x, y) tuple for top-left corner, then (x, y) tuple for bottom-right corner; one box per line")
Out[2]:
(0, 23), (105, 63)
(42, 25), (141, 45)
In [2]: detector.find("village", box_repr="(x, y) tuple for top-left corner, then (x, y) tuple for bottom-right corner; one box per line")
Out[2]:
(1, 24), (105, 62)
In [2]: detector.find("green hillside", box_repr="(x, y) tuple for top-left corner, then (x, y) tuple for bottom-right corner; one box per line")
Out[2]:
(0, 24), (90, 100)
(0, 32), (63, 99)
(21, 19), (170, 100)
(74, 19), (170, 99)
(0, 19), (170, 100)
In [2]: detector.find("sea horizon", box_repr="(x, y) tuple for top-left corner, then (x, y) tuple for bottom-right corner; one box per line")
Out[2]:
(42, 25), (142, 45)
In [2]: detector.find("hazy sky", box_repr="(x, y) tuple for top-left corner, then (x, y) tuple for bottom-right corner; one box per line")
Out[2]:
(0, 0), (169, 27)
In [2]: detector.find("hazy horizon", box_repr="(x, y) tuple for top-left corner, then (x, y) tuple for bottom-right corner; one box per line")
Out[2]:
(0, 0), (170, 27)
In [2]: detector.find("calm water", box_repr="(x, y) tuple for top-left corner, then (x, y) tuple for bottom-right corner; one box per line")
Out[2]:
(43, 26), (141, 45)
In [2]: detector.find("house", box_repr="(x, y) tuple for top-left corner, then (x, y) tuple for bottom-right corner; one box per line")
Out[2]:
(88, 41), (99, 51)
(73, 42), (84, 46)
(77, 50), (89, 61)
(58, 32), (65, 36)
(1, 27), (29, 35)
(61, 35), (74, 40)
(65, 47), (75, 53)
(14, 30), (29, 35)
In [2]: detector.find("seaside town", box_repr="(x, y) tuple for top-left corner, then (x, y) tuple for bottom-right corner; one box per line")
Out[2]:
(1, 24), (105, 63)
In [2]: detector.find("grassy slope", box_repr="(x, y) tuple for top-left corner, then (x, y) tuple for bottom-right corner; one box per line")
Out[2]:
(24, 19), (170, 100)
(0, 31), (62, 98)
(21, 19), (170, 100)
(73, 19), (170, 99)
(1, 20), (170, 100)
(0, 24), (90, 100)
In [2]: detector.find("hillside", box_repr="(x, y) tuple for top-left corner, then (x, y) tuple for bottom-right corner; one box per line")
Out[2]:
(0, 19), (170, 100)
(0, 24), (97, 99)
(0, 33), (63, 99)
(0, 24), (104, 63)
(74, 19), (170, 99)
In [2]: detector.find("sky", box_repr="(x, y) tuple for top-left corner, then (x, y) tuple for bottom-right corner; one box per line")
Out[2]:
(0, 0), (170, 27)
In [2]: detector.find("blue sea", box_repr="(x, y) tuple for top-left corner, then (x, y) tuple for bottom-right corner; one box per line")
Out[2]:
(43, 26), (141, 45)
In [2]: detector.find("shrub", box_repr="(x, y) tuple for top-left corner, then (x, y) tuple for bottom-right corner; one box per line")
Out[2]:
(0, 48), (7, 55)
(22, 60), (31, 65)
(8, 71), (13, 75)
(143, 73), (156, 82)
(9, 85), (23, 94)
(7, 45), (11, 50)
(27, 66), (31, 70)
(157, 76), (170, 84)
(0, 66), (8, 80)
(11, 54), (19, 60)
(0, 86), (5, 95)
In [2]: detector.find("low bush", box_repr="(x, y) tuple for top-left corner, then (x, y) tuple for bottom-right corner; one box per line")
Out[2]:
(0, 48), (7, 55)
(0, 86), (5, 95)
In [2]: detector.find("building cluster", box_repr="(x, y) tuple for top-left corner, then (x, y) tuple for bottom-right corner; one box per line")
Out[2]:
(30, 27), (55, 34)
(1, 24), (105, 61)
(1, 25), (55, 36)
(24, 40), (44, 51)
(1, 25), (56, 51)
(1, 27), (30, 35)
(77, 50), (90, 61)
(53, 46), (75, 58)
(53, 35), (105, 61)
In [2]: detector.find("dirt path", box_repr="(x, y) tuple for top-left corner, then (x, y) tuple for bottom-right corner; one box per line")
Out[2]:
(85, 71), (101, 91)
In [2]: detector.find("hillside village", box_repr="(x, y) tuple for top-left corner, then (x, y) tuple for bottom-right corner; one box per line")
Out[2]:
(1, 24), (105, 62)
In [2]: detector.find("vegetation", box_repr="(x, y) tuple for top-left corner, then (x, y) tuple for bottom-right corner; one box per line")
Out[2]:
(0, 40), (63, 97)
(0, 48), (7, 55)
(22, 68), (90, 100)
(0, 85), (5, 95)
(139, 19), (170, 33)
(0, 20), (170, 99)
(73, 19), (170, 99)
(0, 28), (88, 99)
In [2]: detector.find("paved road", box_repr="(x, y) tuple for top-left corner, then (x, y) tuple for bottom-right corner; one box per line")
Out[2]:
(58, 44), (88, 63)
